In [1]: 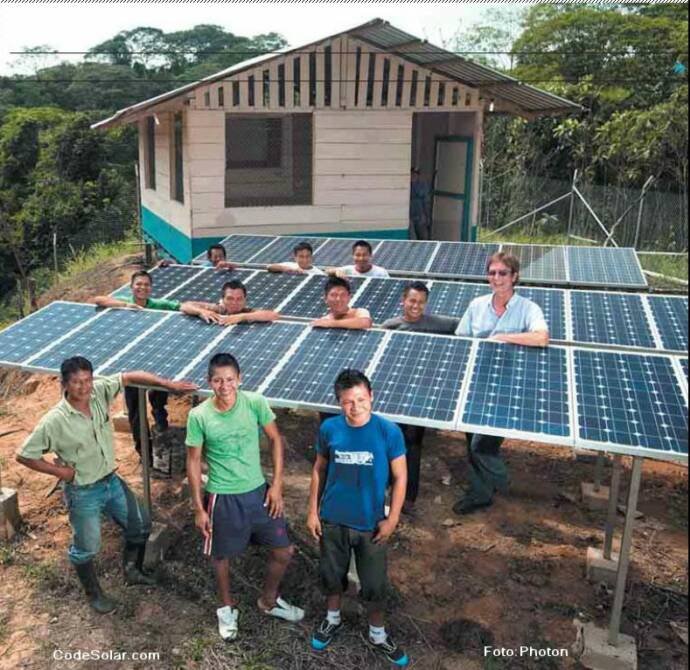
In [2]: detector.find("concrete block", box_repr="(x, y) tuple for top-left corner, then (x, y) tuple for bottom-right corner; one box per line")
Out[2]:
(112, 412), (131, 434)
(573, 449), (600, 464)
(0, 488), (21, 540)
(573, 620), (637, 670)
(143, 522), (175, 569)
(586, 546), (620, 586)
(581, 482), (610, 511)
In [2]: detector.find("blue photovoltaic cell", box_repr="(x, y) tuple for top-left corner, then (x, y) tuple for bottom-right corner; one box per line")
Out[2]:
(146, 265), (206, 298)
(374, 240), (438, 274)
(426, 282), (490, 319)
(517, 287), (567, 342)
(574, 350), (688, 457)
(567, 247), (646, 288)
(428, 242), (500, 278)
(213, 235), (276, 263)
(0, 302), (97, 364)
(312, 238), (377, 267)
(243, 272), (310, 310)
(500, 245), (567, 283)
(353, 279), (410, 324)
(28, 309), (167, 372)
(571, 292), (654, 349)
(370, 334), (472, 423)
(112, 283), (131, 299)
(462, 342), (571, 438)
(165, 269), (255, 303)
(247, 236), (324, 264)
(182, 322), (308, 392)
(280, 275), (366, 320)
(680, 359), (688, 385)
(99, 314), (222, 378)
(264, 329), (385, 407)
(648, 295), (688, 352)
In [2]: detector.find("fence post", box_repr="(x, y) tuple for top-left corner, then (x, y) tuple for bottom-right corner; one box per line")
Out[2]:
(567, 169), (578, 241)
(52, 228), (59, 274)
(15, 278), (24, 319)
(634, 175), (655, 250)
(28, 277), (37, 313)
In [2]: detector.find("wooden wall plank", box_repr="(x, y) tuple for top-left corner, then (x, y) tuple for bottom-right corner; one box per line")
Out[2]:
(316, 44), (326, 108)
(300, 53), (310, 109)
(372, 54), (384, 109)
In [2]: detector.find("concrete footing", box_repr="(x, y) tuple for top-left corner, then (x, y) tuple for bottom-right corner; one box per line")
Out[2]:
(0, 487), (21, 540)
(586, 547), (620, 586)
(573, 620), (637, 670)
(581, 482), (610, 511)
(143, 522), (174, 569)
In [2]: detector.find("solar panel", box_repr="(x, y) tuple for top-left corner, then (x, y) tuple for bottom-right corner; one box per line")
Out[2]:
(246, 236), (324, 264)
(647, 295), (688, 352)
(180, 322), (308, 392)
(374, 240), (438, 274)
(461, 342), (571, 441)
(147, 265), (206, 298)
(352, 279), (410, 324)
(243, 272), (310, 310)
(262, 329), (385, 408)
(679, 358), (688, 387)
(0, 302), (97, 365)
(427, 242), (500, 278)
(27, 308), (168, 373)
(517, 287), (567, 341)
(210, 234), (276, 263)
(425, 282), (490, 319)
(279, 275), (366, 320)
(165, 269), (256, 303)
(567, 247), (646, 288)
(573, 350), (688, 460)
(500, 244), (567, 283)
(312, 238), (382, 267)
(570, 291), (655, 349)
(369, 333), (472, 425)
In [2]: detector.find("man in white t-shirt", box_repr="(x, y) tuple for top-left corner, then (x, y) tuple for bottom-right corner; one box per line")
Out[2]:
(327, 240), (389, 279)
(267, 241), (325, 276)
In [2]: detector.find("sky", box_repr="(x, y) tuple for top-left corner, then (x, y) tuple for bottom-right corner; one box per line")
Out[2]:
(0, 1), (511, 75)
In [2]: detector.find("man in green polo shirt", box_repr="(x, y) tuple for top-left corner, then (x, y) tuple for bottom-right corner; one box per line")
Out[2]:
(94, 270), (210, 465)
(186, 352), (304, 641)
(16, 356), (198, 614)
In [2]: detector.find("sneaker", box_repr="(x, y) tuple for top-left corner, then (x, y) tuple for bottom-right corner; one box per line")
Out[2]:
(311, 617), (343, 650)
(259, 596), (304, 622)
(369, 635), (409, 667)
(452, 496), (492, 516)
(217, 605), (239, 641)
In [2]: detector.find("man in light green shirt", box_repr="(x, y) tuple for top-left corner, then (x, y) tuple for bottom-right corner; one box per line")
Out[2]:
(16, 356), (197, 614)
(186, 352), (304, 641)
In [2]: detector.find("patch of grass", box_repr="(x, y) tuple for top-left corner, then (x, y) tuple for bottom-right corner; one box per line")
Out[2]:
(21, 559), (66, 592)
(185, 635), (213, 662)
(638, 253), (688, 282)
(0, 543), (14, 566)
(0, 609), (9, 645)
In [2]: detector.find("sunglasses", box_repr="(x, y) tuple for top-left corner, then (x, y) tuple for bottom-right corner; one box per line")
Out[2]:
(488, 269), (512, 277)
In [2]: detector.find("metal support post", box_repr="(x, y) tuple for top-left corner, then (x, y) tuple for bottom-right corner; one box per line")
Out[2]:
(567, 169), (578, 240)
(593, 452), (605, 492)
(138, 388), (152, 514)
(608, 456), (643, 646)
(633, 176), (654, 250)
(603, 455), (623, 560)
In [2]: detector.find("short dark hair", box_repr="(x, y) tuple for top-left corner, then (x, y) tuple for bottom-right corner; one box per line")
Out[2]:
(208, 352), (241, 379)
(334, 369), (372, 400)
(324, 276), (351, 296)
(293, 241), (313, 255)
(60, 356), (93, 385)
(352, 240), (373, 254)
(207, 244), (227, 259)
(403, 281), (429, 298)
(130, 270), (152, 286)
(221, 280), (247, 297)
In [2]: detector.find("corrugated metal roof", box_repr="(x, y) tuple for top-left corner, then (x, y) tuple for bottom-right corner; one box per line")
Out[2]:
(92, 18), (581, 129)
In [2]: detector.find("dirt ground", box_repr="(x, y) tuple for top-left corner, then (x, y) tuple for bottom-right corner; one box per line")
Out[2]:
(0, 256), (687, 670)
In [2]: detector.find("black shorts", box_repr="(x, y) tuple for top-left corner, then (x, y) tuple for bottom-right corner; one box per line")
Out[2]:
(319, 521), (388, 606)
(204, 484), (291, 559)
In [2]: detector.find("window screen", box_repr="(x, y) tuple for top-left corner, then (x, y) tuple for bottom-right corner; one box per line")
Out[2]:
(144, 116), (156, 190)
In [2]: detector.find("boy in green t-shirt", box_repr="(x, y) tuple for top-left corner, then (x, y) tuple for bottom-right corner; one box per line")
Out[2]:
(185, 352), (304, 641)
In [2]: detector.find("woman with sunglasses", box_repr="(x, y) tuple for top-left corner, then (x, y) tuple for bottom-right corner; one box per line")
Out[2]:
(453, 252), (549, 515)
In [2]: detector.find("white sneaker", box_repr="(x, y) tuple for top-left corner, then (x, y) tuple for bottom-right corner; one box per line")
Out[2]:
(217, 605), (239, 640)
(260, 596), (305, 622)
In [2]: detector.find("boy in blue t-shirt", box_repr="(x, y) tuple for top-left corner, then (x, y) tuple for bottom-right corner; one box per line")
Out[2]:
(307, 369), (409, 667)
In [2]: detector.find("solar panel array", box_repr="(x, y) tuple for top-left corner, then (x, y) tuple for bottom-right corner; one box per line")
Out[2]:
(113, 265), (685, 353)
(1, 302), (685, 462)
(195, 234), (647, 288)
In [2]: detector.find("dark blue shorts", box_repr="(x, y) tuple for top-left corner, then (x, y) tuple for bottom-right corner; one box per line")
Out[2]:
(203, 484), (291, 559)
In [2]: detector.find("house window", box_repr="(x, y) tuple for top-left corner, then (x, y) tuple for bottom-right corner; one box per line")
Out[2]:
(171, 112), (184, 203)
(218, 86), (224, 107)
(144, 116), (156, 190)
(225, 114), (312, 207)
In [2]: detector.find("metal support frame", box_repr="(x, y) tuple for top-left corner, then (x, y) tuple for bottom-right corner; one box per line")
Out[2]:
(138, 388), (152, 514)
(608, 456), (643, 646)
(603, 455), (623, 560)
(572, 184), (619, 247)
(593, 452), (605, 492)
(633, 176), (655, 250)
(484, 192), (571, 238)
(567, 169), (578, 241)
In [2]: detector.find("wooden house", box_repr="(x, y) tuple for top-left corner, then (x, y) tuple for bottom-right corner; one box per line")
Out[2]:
(93, 19), (580, 262)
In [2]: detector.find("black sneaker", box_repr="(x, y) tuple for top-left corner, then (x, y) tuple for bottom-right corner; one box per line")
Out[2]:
(452, 496), (492, 516)
(311, 618), (343, 650)
(369, 636), (409, 667)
